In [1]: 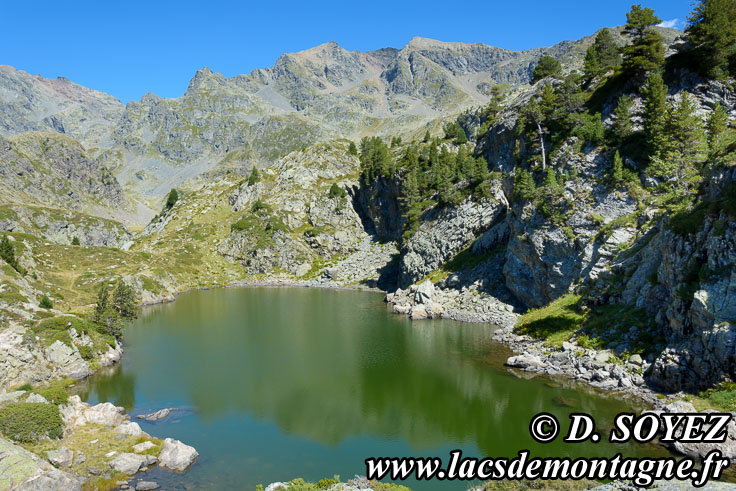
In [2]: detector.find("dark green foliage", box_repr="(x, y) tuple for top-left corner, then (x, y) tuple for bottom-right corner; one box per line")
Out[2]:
(622, 4), (665, 76)
(513, 169), (537, 201)
(348, 141), (358, 156)
(707, 103), (730, 155)
(687, 0), (736, 79)
(247, 167), (261, 186)
(0, 236), (24, 275)
(39, 295), (53, 309)
(251, 199), (271, 214)
(444, 121), (467, 144)
(165, 188), (179, 209)
(423, 130), (431, 142)
(36, 387), (69, 405)
(584, 28), (621, 81)
(92, 282), (128, 339)
(642, 73), (669, 158)
(71, 236), (80, 246)
(569, 112), (605, 146)
(612, 150), (624, 186)
(650, 92), (707, 191)
(328, 183), (347, 198)
(670, 182), (736, 234)
(359, 136), (392, 183)
(0, 402), (63, 442)
(611, 95), (634, 144)
(391, 136), (402, 147)
(532, 55), (562, 82)
(112, 280), (138, 320)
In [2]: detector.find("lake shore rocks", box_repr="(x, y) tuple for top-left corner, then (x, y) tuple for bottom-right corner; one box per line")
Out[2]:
(158, 438), (199, 471)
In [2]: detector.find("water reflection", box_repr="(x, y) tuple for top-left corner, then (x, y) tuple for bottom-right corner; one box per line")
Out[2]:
(80, 287), (668, 489)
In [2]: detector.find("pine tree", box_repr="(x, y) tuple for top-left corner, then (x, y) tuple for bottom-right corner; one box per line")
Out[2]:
(423, 130), (431, 142)
(687, 0), (736, 79)
(532, 56), (562, 82)
(71, 236), (80, 246)
(112, 280), (138, 320)
(348, 141), (358, 156)
(93, 283), (110, 326)
(611, 95), (634, 143)
(0, 236), (22, 274)
(401, 167), (421, 210)
(642, 73), (669, 158)
(622, 5), (665, 77)
(707, 102), (729, 153)
(165, 188), (178, 209)
(612, 150), (625, 185)
(584, 28), (621, 80)
(514, 169), (537, 201)
(651, 93), (707, 190)
(247, 167), (260, 186)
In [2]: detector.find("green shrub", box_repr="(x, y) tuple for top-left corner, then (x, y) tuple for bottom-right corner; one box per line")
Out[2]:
(251, 200), (271, 214)
(328, 183), (347, 198)
(39, 295), (53, 309)
(0, 402), (63, 442)
(78, 345), (95, 360)
(36, 387), (69, 405)
(17, 383), (33, 392)
(71, 236), (80, 246)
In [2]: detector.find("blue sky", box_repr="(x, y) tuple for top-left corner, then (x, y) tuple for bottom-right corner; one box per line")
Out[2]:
(2, 0), (693, 103)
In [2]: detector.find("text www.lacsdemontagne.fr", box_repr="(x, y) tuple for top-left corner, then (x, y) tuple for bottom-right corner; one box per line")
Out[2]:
(365, 449), (729, 487)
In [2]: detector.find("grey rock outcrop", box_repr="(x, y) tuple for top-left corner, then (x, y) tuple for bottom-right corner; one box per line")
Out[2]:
(158, 438), (198, 472)
(0, 437), (81, 490)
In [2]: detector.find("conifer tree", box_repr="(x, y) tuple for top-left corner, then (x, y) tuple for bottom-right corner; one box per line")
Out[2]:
(642, 73), (669, 158)
(687, 0), (736, 79)
(514, 170), (536, 201)
(348, 141), (358, 156)
(423, 130), (431, 142)
(532, 56), (562, 82)
(584, 28), (621, 80)
(247, 167), (260, 186)
(622, 5), (665, 77)
(650, 93), (707, 190)
(707, 102), (729, 153)
(611, 95), (634, 143)
(612, 150), (624, 185)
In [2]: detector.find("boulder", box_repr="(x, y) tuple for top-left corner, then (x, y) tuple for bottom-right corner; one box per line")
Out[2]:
(414, 280), (434, 304)
(132, 441), (155, 453)
(47, 447), (73, 468)
(46, 340), (91, 379)
(628, 354), (643, 366)
(158, 438), (198, 472)
(109, 453), (157, 475)
(506, 354), (545, 369)
(0, 391), (26, 404)
(409, 304), (428, 320)
(136, 482), (161, 491)
(26, 393), (49, 404)
(115, 421), (150, 437)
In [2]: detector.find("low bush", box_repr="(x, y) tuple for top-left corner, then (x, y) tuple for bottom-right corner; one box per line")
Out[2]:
(35, 386), (69, 405)
(0, 402), (63, 442)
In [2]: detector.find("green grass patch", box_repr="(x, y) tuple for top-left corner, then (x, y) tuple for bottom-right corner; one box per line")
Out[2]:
(515, 294), (661, 355)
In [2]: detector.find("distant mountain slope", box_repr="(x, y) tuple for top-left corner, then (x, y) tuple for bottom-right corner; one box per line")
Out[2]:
(0, 28), (682, 201)
(0, 65), (124, 147)
(0, 132), (151, 226)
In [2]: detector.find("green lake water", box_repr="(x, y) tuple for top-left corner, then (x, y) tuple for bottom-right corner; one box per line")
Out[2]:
(77, 287), (669, 489)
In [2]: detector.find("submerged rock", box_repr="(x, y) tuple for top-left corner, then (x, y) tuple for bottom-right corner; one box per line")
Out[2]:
(136, 408), (176, 422)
